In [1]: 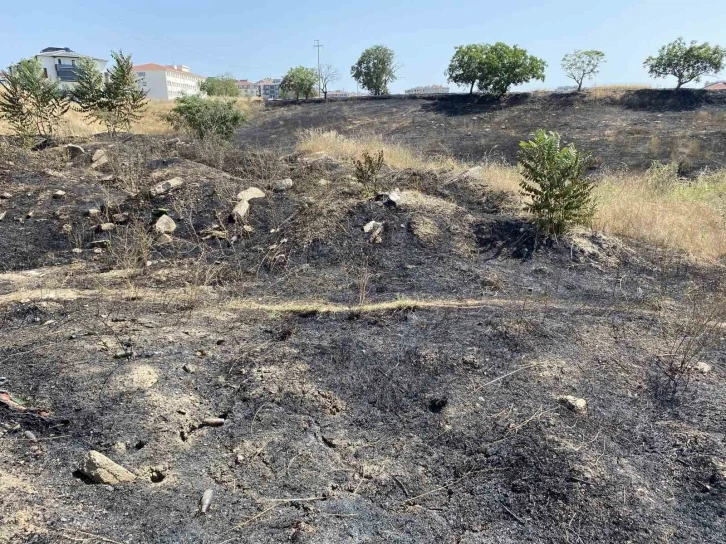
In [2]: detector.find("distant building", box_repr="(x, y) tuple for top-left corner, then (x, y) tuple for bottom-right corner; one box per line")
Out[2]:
(132, 63), (205, 100)
(236, 79), (256, 97)
(12, 47), (108, 89)
(255, 78), (282, 100)
(404, 84), (449, 95)
(704, 81), (726, 91)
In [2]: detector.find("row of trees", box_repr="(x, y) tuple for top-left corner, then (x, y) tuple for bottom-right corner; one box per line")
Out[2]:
(0, 51), (147, 138)
(279, 37), (725, 99)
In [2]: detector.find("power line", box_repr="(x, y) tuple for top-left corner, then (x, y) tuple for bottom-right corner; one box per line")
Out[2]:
(314, 40), (323, 97)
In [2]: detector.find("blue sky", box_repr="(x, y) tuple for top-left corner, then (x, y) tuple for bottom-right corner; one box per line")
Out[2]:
(2, 0), (726, 92)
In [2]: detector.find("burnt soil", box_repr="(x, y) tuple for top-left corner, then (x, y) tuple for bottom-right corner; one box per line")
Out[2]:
(0, 131), (725, 544)
(238, 90), (726, 174)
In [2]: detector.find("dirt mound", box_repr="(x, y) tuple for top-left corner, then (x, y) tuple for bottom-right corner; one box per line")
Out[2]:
(238, 92), (726, 174)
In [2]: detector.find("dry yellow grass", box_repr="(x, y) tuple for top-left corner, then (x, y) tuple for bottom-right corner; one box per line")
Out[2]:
(297, 128), (462, 171)
(586, 84), (653, 99)
(592, 169), (726, 260)
(0, 97), (261, 138)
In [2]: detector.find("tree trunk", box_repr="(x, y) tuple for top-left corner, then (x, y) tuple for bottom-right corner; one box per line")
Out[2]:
(577, 80), (583, 92)
(676, 80), (683, 90)
(469, 82), (475, 95)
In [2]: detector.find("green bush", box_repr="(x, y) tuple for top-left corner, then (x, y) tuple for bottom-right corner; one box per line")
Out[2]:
(164, 96), (245, 140)
(518, 130), (595, 235)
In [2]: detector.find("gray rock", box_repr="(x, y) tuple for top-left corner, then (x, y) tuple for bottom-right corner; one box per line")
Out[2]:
(87, 208), (101, 217)
(154, 214), (176, 235)
(78, 450), (136, 485)
(696, 362), (712, 374)
(150, 177), (184, 197)
(112, 213), (129, 224)
(89, 240), (110, 249)
(559, 395), (587, 414)
(52, 190), (66, 199)
(91, 149), (109, 170)
(232, 200), (250, 221)
(63, 144), (85, 159)
(236, 187), (265, 201)
(363, 221), (384, 244)
(0, 211), (6, 222)
(97, 223), (115, 232)
(273, 178), (294, 192)
(1, 192), (12, 199)
(202, 417), (225, 427)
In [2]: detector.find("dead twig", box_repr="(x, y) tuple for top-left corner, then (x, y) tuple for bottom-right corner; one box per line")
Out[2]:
(501, 503), (525, 524)
(59, 529), (125, 544)
(234, 496), (326, 530)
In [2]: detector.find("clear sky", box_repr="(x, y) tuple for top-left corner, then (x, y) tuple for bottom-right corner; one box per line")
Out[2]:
(2, 0), (725, 92)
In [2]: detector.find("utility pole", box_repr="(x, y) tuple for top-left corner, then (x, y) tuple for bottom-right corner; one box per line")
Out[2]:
(314, 40), (323, 97)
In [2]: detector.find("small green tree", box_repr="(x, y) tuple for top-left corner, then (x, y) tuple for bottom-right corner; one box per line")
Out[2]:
(164, 95), (245, 140)
(71, 50), (148, 135)
(561, 50), (606, 91)
(644, 38), (726, 89)
(478, 43), (547, 96)
(445, 44), (488, 94)
(518, 130), (595, 236)
(200, 74), (240, 97)
(351, 45), (399, 96)
(0, 57), (69, 139)
(280, 67), (318, 99)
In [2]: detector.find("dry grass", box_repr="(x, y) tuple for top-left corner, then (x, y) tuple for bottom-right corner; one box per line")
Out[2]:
(586, 84), (653, 100)
(297, 128), (462, 172)
(0, 97), (261, 138)
(593, 168), (726, 260)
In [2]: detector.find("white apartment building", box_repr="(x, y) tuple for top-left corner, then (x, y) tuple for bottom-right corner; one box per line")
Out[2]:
(23, 47), (107, 89)
(132, 63), (205, 100)
(256, 78), (282, 100)
(236, 79), (256, 98)
(404, 84), (450, 95)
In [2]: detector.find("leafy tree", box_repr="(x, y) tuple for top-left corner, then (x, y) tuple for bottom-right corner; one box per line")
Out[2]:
(351, 45), (399, 96)
(0, 57), (69, 139)
(561, 50), (606, 91)
(445, 44), (488, 94)
(477, 43), (547, 96)
(319, 64), (340, 99)
(518, 130), (595, 236)
(164, 95), (244, 140)
(71, 50), (148, 135)
(280, 66), (318, 99)
(200, 73), (240, 97)
(644, 38), (726, 89)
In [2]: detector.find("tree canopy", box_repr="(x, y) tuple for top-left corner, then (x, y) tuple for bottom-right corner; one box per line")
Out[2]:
(445, 44), (488, 94)
(280, 66), (318, 100)
(561, 50), (606, 91)
(446, 43), (546, 96)
(71, 50), (147, 135)
(351, 45), (399, 96)
(0, 57), (68, 139)
(644, 38), (726, 89)
(200, 74), (240, 97)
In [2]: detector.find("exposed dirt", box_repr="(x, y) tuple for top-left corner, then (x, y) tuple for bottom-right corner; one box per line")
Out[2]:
(0, 133), (724, 544)
(238, 91), (726, 174)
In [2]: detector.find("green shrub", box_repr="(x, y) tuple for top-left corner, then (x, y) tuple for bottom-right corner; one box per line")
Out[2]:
(0, 58), (69, 140)
(353, 150), (385, 193)
(164, 96), (245, 140)
(71, 51), (148, 136)
(518, 130), (595, 235)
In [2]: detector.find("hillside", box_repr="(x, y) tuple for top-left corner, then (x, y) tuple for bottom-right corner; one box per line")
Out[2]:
(0, 101), (724, 543)
(238, 90), (726, 173)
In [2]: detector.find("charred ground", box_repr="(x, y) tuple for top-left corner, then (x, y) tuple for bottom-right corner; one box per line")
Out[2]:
(0, 101), (724, 544)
